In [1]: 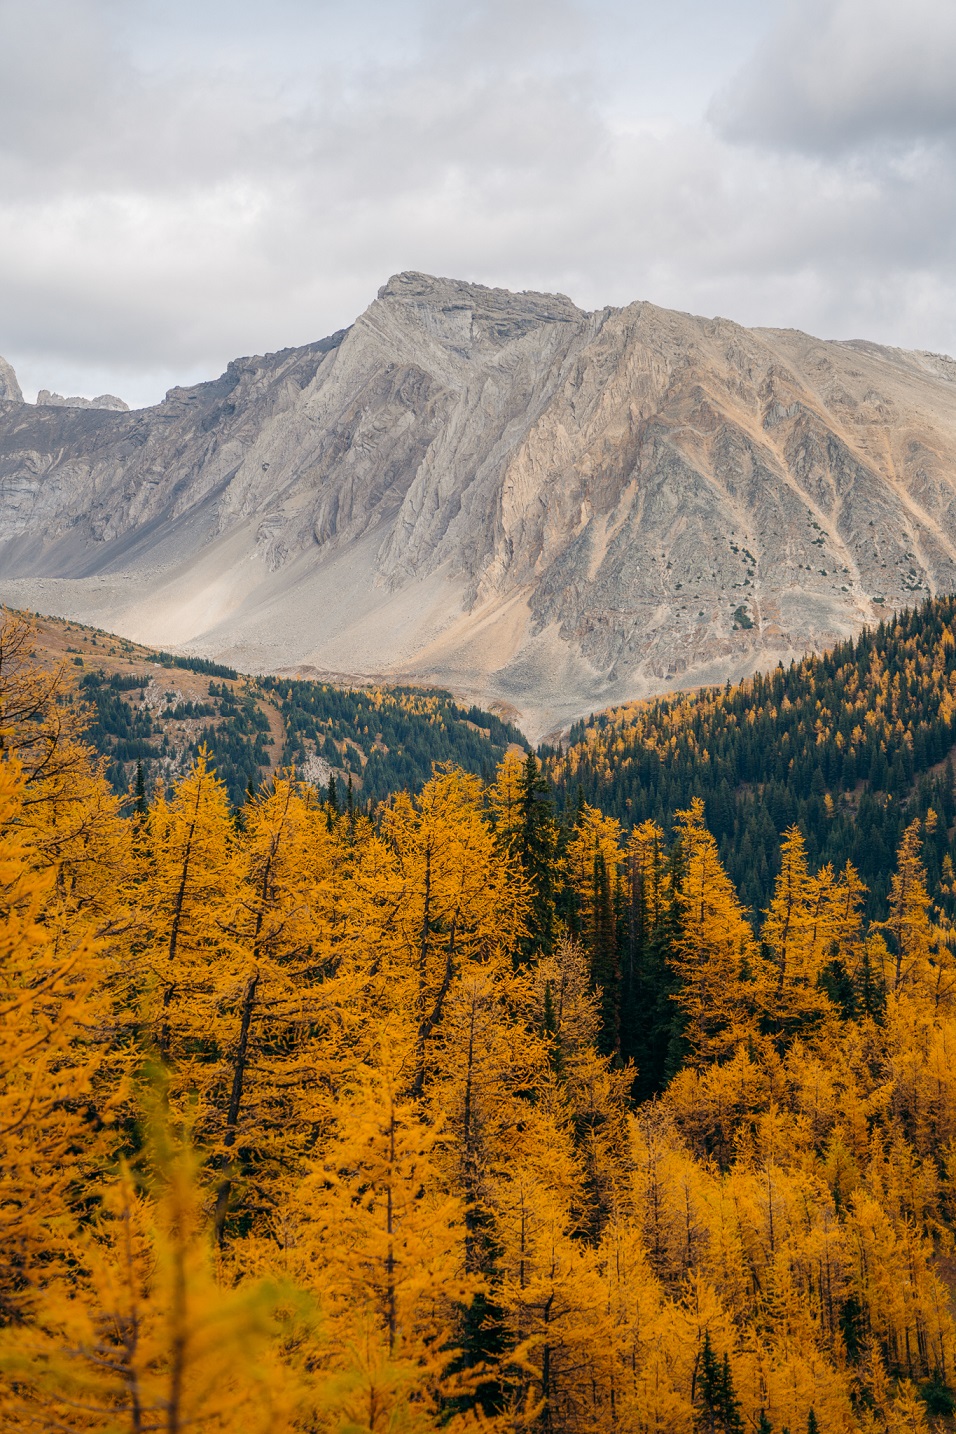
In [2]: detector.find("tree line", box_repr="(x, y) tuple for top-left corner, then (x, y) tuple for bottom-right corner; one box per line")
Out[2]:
(546, 594), (956, 918)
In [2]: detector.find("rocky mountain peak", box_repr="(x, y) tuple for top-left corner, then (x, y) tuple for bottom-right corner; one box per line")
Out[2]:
(36, 390), (129, 412)
(0, 355), (22, 404)
(374, 270), (586, 354)
(3, 276), (956, 738)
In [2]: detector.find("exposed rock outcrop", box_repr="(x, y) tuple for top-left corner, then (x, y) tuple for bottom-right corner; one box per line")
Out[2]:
(36, 390), (129, 411)
(2, 272), (956, 737)
(0, 355), (22, 404)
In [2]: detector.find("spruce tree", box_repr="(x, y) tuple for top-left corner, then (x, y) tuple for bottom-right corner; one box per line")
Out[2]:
(134, 759), (148, 819)
(514, 753), (559, 959)
(697, 1333), (744, 1434)
(590, 849), (620, 1057)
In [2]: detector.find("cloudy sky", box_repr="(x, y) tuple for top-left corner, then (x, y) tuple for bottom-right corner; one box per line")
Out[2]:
(2, 0), (955, 407)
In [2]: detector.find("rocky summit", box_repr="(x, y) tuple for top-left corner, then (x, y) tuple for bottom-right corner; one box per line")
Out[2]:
(2, 271), (956, 738)
(35, 390), (130, 412)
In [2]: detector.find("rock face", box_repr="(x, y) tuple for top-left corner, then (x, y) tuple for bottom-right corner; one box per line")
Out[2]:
(2, 271), (956, 737)
(36, 390), (130, 412)
(0, 356), (22, 404)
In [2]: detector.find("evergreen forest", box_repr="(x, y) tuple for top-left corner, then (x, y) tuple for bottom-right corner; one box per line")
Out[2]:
(547, 595), (956, 918)
(6, 604), (956, 1433)
(38, 609), (527, 806)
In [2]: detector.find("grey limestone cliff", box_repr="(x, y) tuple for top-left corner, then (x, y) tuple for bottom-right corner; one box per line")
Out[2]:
(0, 355), (22, 404)
(2, 271), (956, 737)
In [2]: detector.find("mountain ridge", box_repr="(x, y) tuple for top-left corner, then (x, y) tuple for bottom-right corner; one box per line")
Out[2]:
(11, 606), (527, 807)
(3, 271), (956, 737)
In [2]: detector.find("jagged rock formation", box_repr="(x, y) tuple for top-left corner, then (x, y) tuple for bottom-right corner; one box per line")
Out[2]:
(36, 390), (129, 412)
(0, 355), (22, 404)
(2, 271), (956, 737)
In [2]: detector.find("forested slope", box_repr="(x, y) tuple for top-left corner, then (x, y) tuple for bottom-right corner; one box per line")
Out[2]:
(18, 610), (526, 805)
(4, 607), (956, 1432)
(547, 595), (956, 917)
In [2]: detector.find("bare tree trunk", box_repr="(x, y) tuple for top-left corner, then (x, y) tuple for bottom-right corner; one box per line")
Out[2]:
(411, 922), (456, 1097)
(160, 778), (204, 1056)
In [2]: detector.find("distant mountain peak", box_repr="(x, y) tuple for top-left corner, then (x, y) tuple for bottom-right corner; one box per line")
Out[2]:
(3, 275), (956, 738)
(36, 390), (129, 412)
(373, 270), (586, 359)
(377, 269), (581, 311)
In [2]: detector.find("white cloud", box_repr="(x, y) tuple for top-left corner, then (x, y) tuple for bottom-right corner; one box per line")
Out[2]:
(1, 0), (956, 407)
(711, 0), (956, 152)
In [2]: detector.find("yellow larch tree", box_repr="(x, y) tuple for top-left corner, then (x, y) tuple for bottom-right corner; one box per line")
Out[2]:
(0, 753), (113, 1346)
(759, 828), (866, 1034)
(877, 818), (956, 1007)
(491, 1106), (603, 1433)
(486, 749), (525, 848)
(0, 611), (131, 931)
(353, 766), (527, 1094)
(0, 1116), (299, 1433)
(278, 1053), (485, 1433)
(207, 773), (350, 1242)
(591, 1218), (693, 1434)
(128, 749), (241, 1076)
(531, 938), (631, 1229)
(428, 962), (547, 1275)
(669, 800), (761, 1066)
(563, 807), (623, 913)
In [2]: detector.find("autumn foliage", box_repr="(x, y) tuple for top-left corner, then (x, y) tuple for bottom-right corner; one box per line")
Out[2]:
(4, 610), (956, 1432)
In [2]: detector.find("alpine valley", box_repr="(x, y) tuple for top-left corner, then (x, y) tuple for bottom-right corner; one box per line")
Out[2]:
(3, 271), (956, 737)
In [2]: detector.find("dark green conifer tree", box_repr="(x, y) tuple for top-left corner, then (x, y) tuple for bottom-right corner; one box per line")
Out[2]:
(590, 849), (620, 1058)
(134, 760), (148, 819)
(326, 773), (339, 830)
(515, 752), (559, 959)
(697, 1333), (744, 1434)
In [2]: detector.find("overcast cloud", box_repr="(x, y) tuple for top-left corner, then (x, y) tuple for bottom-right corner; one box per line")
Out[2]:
(1, 0), (954, 407)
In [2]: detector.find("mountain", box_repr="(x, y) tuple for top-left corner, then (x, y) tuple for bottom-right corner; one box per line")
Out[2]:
(3, 271), (956, 737)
